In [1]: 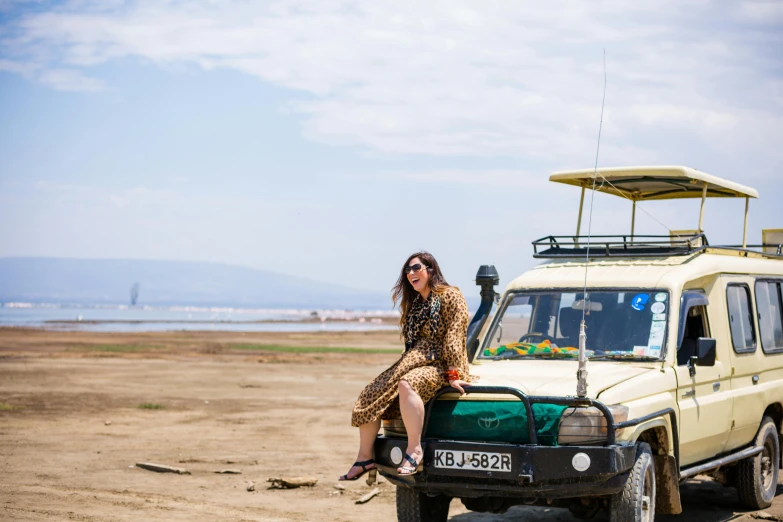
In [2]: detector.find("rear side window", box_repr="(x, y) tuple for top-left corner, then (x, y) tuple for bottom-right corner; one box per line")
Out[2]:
(756, 281), (783, 353)
(727, 284), (756, 353)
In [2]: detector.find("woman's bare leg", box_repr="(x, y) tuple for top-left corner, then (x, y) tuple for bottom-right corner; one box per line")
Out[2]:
(357, 418), (381, 461)
(398, 379), (425, 472)
(341, 418), (380, 479)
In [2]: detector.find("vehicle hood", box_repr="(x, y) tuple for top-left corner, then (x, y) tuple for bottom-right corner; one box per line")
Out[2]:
(470, 359), (655, 399)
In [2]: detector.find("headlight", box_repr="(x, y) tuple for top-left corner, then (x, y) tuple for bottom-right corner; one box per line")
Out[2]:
(557, 405), (629, 445)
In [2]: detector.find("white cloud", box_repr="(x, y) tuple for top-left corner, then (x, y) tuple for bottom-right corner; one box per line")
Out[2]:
(0, 58), (37, 76)
(37, 67), (104, 91)
(1, 0), (781, 176)
(737, 0), (783, 23)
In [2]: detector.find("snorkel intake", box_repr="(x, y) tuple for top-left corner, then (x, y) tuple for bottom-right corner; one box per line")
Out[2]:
(466, 265), (499, 360)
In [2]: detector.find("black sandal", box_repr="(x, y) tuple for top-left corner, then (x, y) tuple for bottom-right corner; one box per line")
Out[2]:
(398, 453), (421, 476)
(339, 459), (376, 481)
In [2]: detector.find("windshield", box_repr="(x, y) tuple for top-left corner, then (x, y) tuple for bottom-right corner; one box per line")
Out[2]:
(479, 289), (669, 361)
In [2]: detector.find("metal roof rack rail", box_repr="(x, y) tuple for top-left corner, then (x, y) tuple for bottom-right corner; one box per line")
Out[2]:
(531, 233), (708, 259)
(706, 244), (783, 257)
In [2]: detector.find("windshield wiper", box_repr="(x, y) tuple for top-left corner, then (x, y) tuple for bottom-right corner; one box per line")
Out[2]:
(500, 353), (581, 360)
(588, 354), (659, 361)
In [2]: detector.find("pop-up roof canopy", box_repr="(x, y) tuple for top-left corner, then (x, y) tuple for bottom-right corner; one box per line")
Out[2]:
(550, 165), (758, 201)
(550, 165), (760, 248)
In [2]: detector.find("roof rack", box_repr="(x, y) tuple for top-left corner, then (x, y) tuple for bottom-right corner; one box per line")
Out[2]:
(532, 234), (783, 259)
(532, 234), (708, 258)
(708, 245), (783, 257)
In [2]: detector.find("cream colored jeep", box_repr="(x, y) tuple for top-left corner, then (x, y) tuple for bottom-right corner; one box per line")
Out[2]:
(375, 166), (783, 522)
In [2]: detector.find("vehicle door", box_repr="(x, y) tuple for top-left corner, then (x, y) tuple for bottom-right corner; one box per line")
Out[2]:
(673, 288), (734, 465)
(726, 277), (783, 450)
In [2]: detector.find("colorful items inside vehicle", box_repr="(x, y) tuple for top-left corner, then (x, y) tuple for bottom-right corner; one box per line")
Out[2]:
(483, 339), (591, 358)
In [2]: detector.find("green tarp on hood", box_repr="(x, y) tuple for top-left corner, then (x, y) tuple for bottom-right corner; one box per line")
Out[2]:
(426, 400), (567, 446)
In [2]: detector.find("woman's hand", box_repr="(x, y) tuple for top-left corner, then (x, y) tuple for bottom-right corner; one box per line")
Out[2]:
(446, 366), (470, 394)
(448, 379), (471, 395)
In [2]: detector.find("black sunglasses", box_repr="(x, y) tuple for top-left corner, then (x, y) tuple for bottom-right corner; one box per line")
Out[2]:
(404, 263), (428, 274)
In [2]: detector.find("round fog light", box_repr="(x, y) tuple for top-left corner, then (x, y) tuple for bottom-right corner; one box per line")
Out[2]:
(572, 452), (591, 472)
(390, 446), (403, 465)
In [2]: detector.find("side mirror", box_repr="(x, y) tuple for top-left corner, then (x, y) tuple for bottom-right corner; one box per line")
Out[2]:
(688, 337), (715, 377)
(696, 337), (716, 366)
(688, 337), (716, 377)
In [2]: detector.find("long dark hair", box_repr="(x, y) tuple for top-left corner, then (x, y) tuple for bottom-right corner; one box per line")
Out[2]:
(392, 251), (449, 327)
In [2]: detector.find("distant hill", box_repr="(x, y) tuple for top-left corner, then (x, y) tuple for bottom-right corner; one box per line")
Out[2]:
(0, 257), (392, 309)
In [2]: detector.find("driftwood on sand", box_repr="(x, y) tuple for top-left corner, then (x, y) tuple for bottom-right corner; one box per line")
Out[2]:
(267, 476), (318, 489)
(135, 462), (191, 475)
(355, 488), (380, 504)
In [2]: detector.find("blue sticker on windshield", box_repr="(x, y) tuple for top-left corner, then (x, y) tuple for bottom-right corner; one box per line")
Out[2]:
(631, 294), (649, 311)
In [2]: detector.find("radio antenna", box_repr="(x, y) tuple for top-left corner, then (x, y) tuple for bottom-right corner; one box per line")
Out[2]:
(577, 49), (607, 398)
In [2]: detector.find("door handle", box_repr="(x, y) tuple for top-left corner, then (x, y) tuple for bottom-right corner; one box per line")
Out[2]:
(682, 389), (695, 398)
(713, 382), (721, 392)
(752, 375), (760, 385)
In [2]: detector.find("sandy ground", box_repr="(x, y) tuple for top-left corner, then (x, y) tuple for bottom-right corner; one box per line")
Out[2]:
(2, 328), (783, 521)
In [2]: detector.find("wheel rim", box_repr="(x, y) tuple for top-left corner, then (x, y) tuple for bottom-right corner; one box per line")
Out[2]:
(641, 463), (655, 522)
(760, 438), (775, 492)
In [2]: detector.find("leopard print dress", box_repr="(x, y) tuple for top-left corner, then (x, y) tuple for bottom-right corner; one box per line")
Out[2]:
(351, 285), (475, 427)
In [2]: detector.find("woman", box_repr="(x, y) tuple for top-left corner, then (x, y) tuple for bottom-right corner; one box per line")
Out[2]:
(340, 251), (473, 480)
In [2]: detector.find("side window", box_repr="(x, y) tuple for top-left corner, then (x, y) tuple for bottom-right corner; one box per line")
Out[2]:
(677, 304), (710, 366)
(756, 281), (783, 353)
(727, 284), (756, 353)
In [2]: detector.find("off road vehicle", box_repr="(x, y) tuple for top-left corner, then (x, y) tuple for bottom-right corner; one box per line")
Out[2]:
(375, 166), (783, 521)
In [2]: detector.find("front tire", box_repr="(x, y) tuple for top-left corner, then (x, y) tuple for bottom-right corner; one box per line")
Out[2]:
(608, 442), (655, 522)
(396, 486), (451, 522)
(736, 416), (779, 510)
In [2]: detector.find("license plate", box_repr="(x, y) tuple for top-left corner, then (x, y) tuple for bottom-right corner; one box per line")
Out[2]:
(433, 449), (512, 472)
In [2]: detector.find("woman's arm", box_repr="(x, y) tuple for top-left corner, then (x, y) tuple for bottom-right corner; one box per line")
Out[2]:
(441, 288), (469, 368)
(441, 288), (471, 393)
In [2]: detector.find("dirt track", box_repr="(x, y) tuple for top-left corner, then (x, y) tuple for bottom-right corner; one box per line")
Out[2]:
(2, 329), (783, 521)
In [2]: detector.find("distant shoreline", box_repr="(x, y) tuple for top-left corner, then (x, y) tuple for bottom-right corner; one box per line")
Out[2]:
(0, 302), (402, 333)
(0, 301), (400, 314)
(41, 316), (399, 325)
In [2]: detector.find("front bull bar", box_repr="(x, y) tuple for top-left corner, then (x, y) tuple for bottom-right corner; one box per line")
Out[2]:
(421, 385), (680, 468)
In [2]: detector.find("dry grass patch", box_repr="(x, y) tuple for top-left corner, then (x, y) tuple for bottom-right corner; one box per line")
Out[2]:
(138, 403), (165, 410)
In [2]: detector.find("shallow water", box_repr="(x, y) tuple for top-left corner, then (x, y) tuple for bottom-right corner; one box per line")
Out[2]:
(0, 304), (397, 333)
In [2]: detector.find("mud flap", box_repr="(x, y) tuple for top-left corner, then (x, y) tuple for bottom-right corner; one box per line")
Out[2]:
(654, 454), (682, 515)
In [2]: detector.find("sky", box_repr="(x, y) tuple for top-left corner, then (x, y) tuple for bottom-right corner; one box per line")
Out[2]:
(0, 0), (781, 297)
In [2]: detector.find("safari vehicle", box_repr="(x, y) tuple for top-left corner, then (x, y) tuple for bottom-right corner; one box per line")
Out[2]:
(374, 166), (783, 521)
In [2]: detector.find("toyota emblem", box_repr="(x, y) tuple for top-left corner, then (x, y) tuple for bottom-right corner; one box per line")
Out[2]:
(478, 413), (500, 430)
